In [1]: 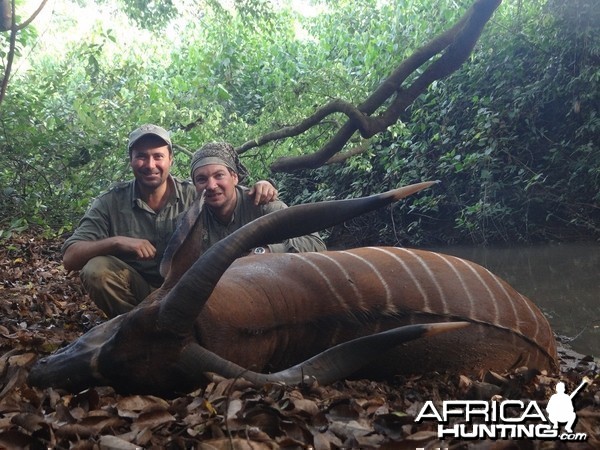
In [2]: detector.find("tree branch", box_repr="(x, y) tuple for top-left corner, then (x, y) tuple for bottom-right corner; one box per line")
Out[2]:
(16, 0), (49, 31)
(0, 0), (49, 107)
(244, 0), (502, 173)
(237, 98), (370, 155)
(0, 0), (18, 107)
(325, 140), (371, 165)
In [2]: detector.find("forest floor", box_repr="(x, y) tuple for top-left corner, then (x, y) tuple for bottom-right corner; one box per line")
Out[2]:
(0, 233), (599, 449)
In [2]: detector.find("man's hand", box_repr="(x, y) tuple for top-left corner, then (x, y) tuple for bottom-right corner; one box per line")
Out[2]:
(248, 180), (278, 205)
(63, 236), (157, 271)
(116, 237), (157, 260)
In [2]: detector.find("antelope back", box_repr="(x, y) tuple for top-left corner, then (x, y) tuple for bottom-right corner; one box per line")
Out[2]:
(196, 247), (558, 377)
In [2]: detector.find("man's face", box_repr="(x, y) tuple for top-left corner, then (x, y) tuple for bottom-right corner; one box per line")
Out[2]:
(192, 164), (239, 211)
(130, 140), (172, 191)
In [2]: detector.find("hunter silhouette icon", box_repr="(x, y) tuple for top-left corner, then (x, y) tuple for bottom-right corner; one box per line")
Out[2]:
(546, 379), (590, 433)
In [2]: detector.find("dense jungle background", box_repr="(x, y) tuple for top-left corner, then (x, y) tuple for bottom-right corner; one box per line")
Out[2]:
(0, 0), (598, 246)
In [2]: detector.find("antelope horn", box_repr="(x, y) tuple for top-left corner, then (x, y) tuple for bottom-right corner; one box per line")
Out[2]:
(158, 181), (439, 334)
(159, 193), (204, 279)
(178, 321), (469, 386)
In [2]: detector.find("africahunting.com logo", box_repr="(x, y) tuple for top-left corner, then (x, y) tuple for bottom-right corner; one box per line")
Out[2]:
(415, 377), (591, 442)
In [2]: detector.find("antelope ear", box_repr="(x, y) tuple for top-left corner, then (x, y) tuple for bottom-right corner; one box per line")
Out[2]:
(160, 194), (205, 278)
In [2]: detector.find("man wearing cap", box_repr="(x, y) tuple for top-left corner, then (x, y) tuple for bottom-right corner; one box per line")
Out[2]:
(189, 142), (327, 254)
(62, 125), (277, 318)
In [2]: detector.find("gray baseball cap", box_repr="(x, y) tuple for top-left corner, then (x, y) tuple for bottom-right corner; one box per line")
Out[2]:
(128, 124), (172, 152)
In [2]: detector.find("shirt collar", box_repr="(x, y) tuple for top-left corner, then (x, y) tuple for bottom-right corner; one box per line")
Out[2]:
(131, 175), (178, 209)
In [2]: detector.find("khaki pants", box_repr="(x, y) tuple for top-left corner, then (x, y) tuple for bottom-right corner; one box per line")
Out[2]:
(80, 256), (154, 318)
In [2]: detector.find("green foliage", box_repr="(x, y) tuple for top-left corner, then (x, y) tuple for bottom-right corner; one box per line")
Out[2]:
(0, 0), (597, 246)
(99, 0), (178, 30)
(280, 0), (600, 245)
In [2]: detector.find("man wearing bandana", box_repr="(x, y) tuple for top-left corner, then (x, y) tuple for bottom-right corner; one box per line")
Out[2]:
(189, 142), (327, 255)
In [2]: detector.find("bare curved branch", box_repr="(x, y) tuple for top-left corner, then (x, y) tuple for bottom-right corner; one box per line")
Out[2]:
(237, 98), (369, 154)
(16, 0), (49, 31)
(237, 0), (502, 173)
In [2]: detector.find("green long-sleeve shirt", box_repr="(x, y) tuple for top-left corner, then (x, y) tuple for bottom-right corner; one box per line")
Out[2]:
(62, 176), (196, 286)
(198, 185), (326, 253)
(63, 180), (326, 286)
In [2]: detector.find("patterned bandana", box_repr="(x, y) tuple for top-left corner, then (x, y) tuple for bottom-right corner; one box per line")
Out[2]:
(190, 142), (248, 183)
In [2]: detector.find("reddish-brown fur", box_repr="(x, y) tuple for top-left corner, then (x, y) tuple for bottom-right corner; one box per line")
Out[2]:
(194, 247), (557, 376)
